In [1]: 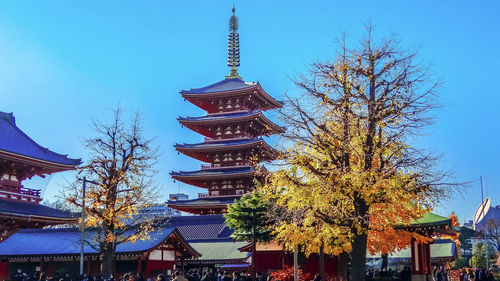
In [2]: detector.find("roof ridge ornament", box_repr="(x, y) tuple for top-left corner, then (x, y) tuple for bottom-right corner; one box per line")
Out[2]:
(225, 4), (241, 79)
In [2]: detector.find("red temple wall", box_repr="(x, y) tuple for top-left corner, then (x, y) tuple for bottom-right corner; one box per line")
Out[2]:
(0, 261), (8, 281)
(256, 251), (337, 278)
(256, 251), (284, 274)
(145, 260), (175, 277)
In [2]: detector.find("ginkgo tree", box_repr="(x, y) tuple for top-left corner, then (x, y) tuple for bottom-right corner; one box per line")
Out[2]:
(260, 27), (459, 281)
(65, 107), (160, 276)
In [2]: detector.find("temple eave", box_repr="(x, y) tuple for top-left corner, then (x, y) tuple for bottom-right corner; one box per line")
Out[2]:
(167, 203), (230, 215)
(181, 86), (281, 110)
(171, 172), (254, 181)
(174, 139), (277, 152)
(0, 150), (80, 173)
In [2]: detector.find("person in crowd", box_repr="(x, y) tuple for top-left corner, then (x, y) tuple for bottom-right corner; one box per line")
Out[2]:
(217, 271), (224, 281)
(232, 272), (242, 281)
(221, 272), (231, 281)
(243, 273), (251, 281)
(22, 273), (31, 281)
(156, 274), (167, 281)
(256, 273), (265, 281)
(174, 271), (188, 281)
(14, 271), (23, 281)
(467, 269), (475, 281)
(200, 272), (209, 281)
(121, 274), (130, 281)
(474, 267), (482, 281)
(460, 269), (467, 281)
(39, 273), (48, 281)
(136, 273), (144, 281)
(435, 268), (443, 281)
(313, 274), (321, 281)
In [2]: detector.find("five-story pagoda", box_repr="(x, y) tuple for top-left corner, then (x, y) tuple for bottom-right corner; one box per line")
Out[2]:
(168, 7), (283, 215)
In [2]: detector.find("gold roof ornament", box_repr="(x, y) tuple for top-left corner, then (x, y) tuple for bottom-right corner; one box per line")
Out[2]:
(226, 5), (241, 79)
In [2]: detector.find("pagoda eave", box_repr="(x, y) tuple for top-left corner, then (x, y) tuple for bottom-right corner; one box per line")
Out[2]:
(174, 138), (277, 152)
(0, 150), (80, 176)
(0, 213), (78, 225)
(181, 85), (282, 112)
(171, 174), (254, 188)
(175, 139), (279, 163)
(171, 171), (255, 180)
(178, 111), (284, 136)
(166, 203), (229, 215)
(166, 195), (241, 214)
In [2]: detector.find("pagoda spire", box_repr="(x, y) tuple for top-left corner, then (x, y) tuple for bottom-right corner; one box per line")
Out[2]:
(226, 4), (241, 79)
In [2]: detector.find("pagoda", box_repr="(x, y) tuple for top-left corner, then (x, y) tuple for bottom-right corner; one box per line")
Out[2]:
(0, 111), (81, 241)
(168, 7), (283, 215)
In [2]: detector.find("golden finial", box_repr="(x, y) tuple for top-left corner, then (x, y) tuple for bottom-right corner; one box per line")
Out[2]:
(226, 4), (241, 79)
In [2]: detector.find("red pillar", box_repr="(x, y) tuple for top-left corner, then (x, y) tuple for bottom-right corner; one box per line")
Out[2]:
(0, 261), (8, 281)
(138, 257), (143, 273)
(411, 239), (432, 280)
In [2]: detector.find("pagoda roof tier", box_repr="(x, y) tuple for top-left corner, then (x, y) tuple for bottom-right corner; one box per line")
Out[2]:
(167, 195), (241, 215)
(180, 78), (283, 112)
(178, 111), (284, 138)
(0, 112), (81, 175)
(174, 138), (278, 163)
(170, 166), (255, 188)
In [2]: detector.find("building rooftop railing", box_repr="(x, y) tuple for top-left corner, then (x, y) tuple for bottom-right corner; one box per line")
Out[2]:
(0, 183), (41, 197)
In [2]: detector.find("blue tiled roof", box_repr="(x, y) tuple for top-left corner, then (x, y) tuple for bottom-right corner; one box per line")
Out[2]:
(178, 111), (260, 122)
(175, 138), (263, 149)
(0, 112), (81, 166)
(170, 166), (254, 177)
(0, 227), (179, 256)
(162, 215), (234, 242)
(0, 214), (235, 257)
(181, 78), (256, 94)
(0, 199), (75, 219)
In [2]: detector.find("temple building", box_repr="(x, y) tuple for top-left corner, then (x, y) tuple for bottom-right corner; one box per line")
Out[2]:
(0, 215), (244, 279)
(168, 7), (283, 215)
(0, 111), (81, 241)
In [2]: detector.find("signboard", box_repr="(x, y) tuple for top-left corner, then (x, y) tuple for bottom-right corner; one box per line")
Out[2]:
(473, 197), (491, 230)
(449, 270), (460, 281)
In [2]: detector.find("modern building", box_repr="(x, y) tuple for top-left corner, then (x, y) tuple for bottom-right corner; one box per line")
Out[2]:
(0, 111), (81, 241)
(168, 7), (283, 215)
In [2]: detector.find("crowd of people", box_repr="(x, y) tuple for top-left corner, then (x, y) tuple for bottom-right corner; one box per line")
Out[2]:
(365, 267), (412, 280)
(432, 266), (495, 281)
(12, 270), (274, 281)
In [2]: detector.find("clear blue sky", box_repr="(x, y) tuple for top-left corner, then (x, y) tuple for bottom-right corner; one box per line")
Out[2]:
(1, 1), (499, 222)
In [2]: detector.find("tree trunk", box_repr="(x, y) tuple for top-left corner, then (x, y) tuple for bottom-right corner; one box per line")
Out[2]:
(101, 243), (114, 276)
(381, 254), (388, 271)
(319, 243), (325, 279)
(336, 252), (349, 281)
(349, 233), (367, 281)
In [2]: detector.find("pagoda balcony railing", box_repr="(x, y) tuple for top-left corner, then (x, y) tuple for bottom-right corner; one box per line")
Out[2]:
(201, 164), (213, 169)
(201, 162), (248, 169)
(0, 183), (41, 197)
